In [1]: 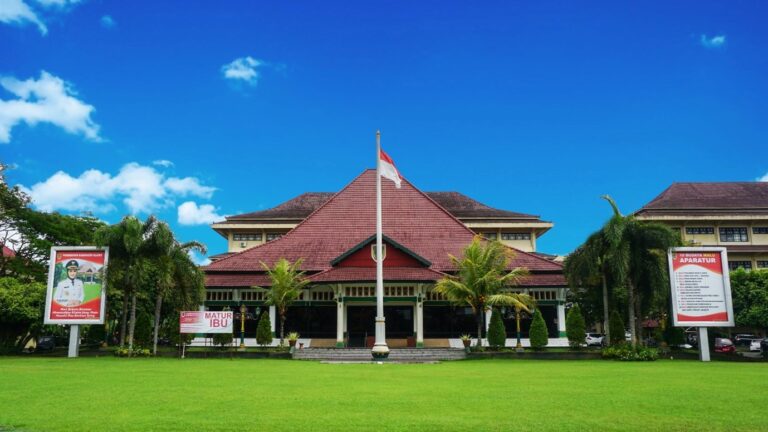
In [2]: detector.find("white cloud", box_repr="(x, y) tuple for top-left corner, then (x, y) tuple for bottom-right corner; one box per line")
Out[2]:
(34, 0), (80, 7)
(221, 56), (262, 86)
(100, 14), (115, 29)
(188, 250), (211, 266)
(177, 201), (225, 225)
(700, 34), (726, 49)
(21, 162), (217, 214)
(152, 159), (174, 168)
(0, 0), (47, 34)
(0, 71), (101, 143)
(758, 172), (768, 182)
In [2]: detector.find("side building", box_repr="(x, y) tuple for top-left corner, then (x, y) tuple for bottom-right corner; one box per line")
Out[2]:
(203, 169), (568, 348)
(634, 182), (768, 271)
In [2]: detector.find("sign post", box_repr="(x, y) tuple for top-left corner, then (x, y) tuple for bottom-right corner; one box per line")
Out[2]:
(44, 247), (109, 358)
(668, 247), (734, 362)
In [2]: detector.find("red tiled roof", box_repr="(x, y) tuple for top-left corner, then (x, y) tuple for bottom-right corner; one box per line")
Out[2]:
(307, 267), (449, 283)
(1, 245), (15, 258)
(226, 193), (335, 220)
(426, 192), (540, 220)
(635, 182), (768, 216)
(207, 170), (564, 274)
(205, 273), (271, 287)
(519, 273), (567, 287)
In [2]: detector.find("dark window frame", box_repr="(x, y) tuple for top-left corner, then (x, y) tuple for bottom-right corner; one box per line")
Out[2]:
(685, 227), (714, 235)
(501, 232), (531, 241)
(719, 227), (749, 242)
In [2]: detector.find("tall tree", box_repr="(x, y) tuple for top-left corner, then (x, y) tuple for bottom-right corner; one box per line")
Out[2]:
(261, 258), (309, 345)
(434, 236), (529, 345)
(146, 221), (206, 355)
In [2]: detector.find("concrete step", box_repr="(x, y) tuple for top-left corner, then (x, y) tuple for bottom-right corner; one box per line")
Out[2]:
(293, 348), (466, 361)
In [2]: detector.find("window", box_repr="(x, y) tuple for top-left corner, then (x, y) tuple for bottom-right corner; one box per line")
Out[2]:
(483, 232), (497, 240)
(757, 261), (768, 269)
(728, 261), (752, 271)
(685, 227), (714, 235)
(719, 227), (748, 242)
(233, 233), (262, 241)
(753, 227), (768, 234)
(266, 233), (282, 241)
(501, 232), (531, 240)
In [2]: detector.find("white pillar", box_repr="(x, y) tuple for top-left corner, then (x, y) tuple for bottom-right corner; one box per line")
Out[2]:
(336, 300), (345, 347)
(557, 303), (566, 337)
(68, 325), (80, 358)
(698, 327), (710, 362)
(269, 305), (276, 335)
(485, 308), (492, 331)
(416, 301), (424, 348)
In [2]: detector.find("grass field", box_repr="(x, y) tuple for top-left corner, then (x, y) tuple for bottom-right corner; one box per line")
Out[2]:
(1, 357), (766, 431)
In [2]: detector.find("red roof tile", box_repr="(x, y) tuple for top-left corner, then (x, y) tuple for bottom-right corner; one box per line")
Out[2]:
(1, 245), (15, 258)
(307, 267), (449, 283)
(226, 192), (335, 220)
(205, 273), (271, 287)
(426, 192), (540, 220)
(207, 170), (563, 274)
(636, 182), (768, 216)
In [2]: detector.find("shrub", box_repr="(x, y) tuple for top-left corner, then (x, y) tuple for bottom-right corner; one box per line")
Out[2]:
(602, 343), (658, 361)
(529, 309), (549, 350)
(487, 308), (506, 349)
(212, 332), (233, 348)
(608, 310), (625, 346)
(566, 304), (586, 348)
(256, 310), (273, 346)
(114, 347), (152, 357)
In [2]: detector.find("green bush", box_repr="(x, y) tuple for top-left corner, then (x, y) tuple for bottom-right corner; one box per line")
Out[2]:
(212, 332), (233, 348)
(114, 347), (152, 357)
(167, 313), (194, 346)
(84, 324), (105, 346)
(132, 312), (153, 347)
(602, 343), (658, 361)
(487, 308), (506, 349)
(256, 310), (273, 346)
(566, 304), (586, 348)
(529, 309), (549, 350)
(608, 310), (625, 346)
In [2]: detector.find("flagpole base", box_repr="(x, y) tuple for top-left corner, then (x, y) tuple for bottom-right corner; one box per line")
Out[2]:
(372, 344), (390, 360)
(372, 317), (389, 360)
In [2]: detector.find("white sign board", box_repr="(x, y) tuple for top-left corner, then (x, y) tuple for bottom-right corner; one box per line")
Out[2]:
(180, 311), (233, 333)
(668, 247), (734, 327)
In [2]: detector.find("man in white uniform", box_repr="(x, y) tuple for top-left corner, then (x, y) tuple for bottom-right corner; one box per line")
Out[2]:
(54, 260), (84, 307)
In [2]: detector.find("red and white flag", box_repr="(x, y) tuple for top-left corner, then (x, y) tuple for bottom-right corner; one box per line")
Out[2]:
(379, 149), (402, 188)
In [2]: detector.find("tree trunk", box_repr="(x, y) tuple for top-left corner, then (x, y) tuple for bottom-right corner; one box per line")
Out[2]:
(280, 313), (286, 346)
(634, 293), (643, 347)
(628, 279), (637, 348)
(128, 291), (137, 352)
(602, 274), (610, 345)
(119, 293), (128, 347)
(476, 308), (484, 347)
(152, 292), (163, 356)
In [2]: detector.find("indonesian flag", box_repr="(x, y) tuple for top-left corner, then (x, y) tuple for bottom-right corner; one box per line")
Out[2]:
(379, 149), (402, 188)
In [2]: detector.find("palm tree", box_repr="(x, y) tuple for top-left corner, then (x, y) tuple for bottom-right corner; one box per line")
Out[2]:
(147, 222), (206, 355)
(261, 258), (309, 345)
(434, 236), (528, 346)
(596, 196), (680, 347)
(564, 197), (628, 345)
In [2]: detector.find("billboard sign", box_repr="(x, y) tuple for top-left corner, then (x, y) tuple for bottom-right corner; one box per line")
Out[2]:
(44, 247), (109, 325)
(668, 247), (734, 327)
(180, 311), (233, 333)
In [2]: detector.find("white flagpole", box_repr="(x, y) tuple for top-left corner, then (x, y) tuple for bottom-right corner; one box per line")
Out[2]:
(372, 130), (390, 360)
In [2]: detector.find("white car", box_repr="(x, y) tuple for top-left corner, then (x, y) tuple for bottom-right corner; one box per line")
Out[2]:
(750, 340), (763, 352)
(586, 333), (604, 347)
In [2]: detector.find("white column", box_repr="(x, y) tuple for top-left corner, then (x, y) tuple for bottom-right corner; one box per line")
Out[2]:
(485, 308), (492, 331)
(416, 300), (424, 347)
(336, 300), (345, 347)
(269, 305), (276, 335)
(68, 325), (80, 358)
(557, 303), (566, 337)
(698, 327), (710, 362)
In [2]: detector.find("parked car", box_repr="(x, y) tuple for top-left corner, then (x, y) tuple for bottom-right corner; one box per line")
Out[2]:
(749, 340), (762, 352)
(714, 338), (736, 354)
(585, 333), (604, 347)
(734, 334), (759, 346)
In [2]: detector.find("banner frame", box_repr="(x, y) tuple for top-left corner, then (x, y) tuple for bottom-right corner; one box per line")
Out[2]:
(668, 246), (734, 327)
(44, 246), (109, 325)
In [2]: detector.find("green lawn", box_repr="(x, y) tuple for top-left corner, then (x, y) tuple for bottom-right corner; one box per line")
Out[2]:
(0, 357), (766, 431)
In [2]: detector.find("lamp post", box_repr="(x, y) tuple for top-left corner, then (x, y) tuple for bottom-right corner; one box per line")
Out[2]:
(239, 304), (247, 348)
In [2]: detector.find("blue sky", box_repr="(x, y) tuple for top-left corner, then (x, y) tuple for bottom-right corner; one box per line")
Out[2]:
(1, 1), (767, 262)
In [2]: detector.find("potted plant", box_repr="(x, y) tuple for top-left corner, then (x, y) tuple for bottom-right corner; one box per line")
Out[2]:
(287, 332), (300, 348)
(460, 334), (472, 348)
